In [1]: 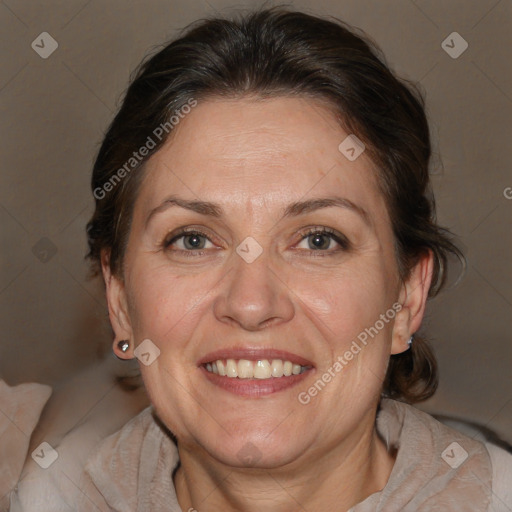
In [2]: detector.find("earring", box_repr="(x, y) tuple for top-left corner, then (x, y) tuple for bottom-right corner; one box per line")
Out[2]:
(408, 334), (414, 347)
(117, 340), (130, 353)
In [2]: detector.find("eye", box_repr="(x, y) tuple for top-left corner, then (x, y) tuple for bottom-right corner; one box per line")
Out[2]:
(161, 226), (349, 257)
(296, 227), (350, 253)
(163, 229), (215, 252)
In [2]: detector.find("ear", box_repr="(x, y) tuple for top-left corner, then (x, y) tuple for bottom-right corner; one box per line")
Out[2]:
(101, 249), (134, 359)
(391, 250), (434, 355)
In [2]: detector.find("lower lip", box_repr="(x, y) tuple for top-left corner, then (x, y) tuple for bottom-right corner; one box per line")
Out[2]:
(200, 366), (314, 397)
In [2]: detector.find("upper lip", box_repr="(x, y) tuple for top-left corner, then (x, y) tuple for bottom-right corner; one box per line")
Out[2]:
(198, 347), (314, 367)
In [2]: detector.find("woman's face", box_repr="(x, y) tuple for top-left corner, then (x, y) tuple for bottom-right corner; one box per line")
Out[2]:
(108, 96), (418, 468)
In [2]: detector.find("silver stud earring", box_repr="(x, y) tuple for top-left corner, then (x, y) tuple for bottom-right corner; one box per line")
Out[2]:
(408, 335), (414, 347)
(117, 340), (130, 353)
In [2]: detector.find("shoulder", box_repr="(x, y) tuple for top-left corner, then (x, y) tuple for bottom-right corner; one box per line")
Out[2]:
(373, 399), (497, 510)
(75, 406), (177, 511)
(0, 379), (52, 508)
(84, 404), (158, 472)
(485, 442), (512, 511)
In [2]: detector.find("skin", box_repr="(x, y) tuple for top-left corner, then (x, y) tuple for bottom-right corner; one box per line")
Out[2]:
(102, 96), (434, 511)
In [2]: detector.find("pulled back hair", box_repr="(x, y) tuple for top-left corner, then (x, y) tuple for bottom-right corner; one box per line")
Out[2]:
(85, 7), (464, 403)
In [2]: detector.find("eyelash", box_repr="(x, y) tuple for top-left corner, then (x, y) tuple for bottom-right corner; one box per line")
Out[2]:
(299, 226), (350, 253)
(162, 226), (350, 257)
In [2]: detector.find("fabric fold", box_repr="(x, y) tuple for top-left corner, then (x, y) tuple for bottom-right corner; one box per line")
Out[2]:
(0, 379), (52, 512)
(75, 399), (506, 511)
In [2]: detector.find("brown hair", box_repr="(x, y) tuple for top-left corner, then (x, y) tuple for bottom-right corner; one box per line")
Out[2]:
(85, 7), (463, 403)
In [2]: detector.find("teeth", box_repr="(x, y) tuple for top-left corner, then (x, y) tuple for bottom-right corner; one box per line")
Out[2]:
(270, 359), (283, 377)
(204, 358), (309, 379)
(226, 359), (238, 377)
(254, 360), (271, 379)
(238, 359), (254, 378)
(217, 360), (226, 376)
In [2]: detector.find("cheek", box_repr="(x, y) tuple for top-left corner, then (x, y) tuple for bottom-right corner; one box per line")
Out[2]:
(126, 263), (214, 345)
(294, 260), (393, 336)
(289, 258), (396, 392)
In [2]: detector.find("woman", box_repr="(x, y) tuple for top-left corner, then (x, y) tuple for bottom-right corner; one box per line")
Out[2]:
(78, 8), (511, 511)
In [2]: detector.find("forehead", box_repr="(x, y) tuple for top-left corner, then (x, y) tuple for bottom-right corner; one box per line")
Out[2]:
(135, 96), (386, 220)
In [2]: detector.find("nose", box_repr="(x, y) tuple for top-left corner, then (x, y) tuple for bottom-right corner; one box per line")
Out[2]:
(213, 250), (295, 331)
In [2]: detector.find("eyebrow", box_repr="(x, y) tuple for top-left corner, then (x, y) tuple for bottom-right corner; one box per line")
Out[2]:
(145, 194), (371, 228)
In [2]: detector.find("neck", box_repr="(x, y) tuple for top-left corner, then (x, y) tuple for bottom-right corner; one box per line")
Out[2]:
(174, 410), (395, 512)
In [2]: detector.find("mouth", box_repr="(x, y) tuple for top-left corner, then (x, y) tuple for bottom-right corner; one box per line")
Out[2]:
(198, 349), (315, 397)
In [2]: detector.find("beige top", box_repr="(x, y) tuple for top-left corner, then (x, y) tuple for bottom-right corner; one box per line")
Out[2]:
(75, 399), (512, 511)
(0, 380), (52, 512)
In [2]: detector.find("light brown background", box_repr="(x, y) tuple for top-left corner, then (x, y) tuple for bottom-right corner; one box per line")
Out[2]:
(1, 0), (511, 442)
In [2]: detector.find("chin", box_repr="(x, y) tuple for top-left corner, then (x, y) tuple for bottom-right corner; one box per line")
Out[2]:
(210, 438), (304, 470)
